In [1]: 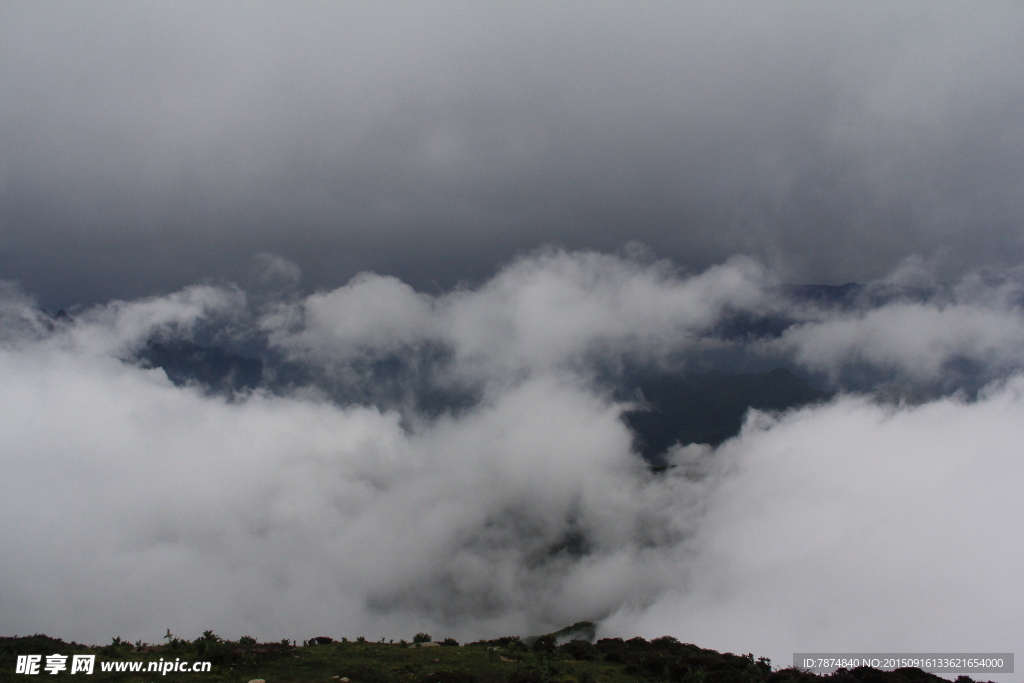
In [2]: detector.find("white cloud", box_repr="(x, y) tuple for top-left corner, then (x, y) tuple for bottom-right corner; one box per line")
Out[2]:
(269, 272), (437, 359)
(0, 335), (699, 642)
(53, 285), (246, 358)
(1, 253), (1022, 682)
(607, 385), (1024, 680)
(264, 250), (771, 381)
(779, 302), (1024, 382)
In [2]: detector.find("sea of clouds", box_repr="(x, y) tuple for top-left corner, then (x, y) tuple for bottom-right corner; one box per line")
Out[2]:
(1, 250), (1021, 677)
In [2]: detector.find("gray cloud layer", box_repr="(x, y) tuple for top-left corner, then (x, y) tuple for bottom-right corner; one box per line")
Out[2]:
(2, 3), (1023, 307)
(3, 4), (1024, 674)
(2, 252), (1023, 680)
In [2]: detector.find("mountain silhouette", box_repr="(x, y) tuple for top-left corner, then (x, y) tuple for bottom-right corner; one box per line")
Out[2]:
(623, 367), (829, 461)
(138, 340), (263, 393)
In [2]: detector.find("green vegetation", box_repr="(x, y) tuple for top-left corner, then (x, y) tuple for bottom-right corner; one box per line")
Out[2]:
(0, 631), (988, 683)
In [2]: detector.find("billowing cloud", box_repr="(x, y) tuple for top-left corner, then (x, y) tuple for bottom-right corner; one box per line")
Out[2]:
(1, 251), (1022, 683)
(610, 385), (1024, 670)
(768, 266), (1024, 393)
(779, 303), (1024, 384)
(267, 251), (770, 380)
(0, 273), (695, 641)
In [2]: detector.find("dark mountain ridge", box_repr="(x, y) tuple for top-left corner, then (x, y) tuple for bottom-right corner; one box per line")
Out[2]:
(621, 367), (829, 462)
(133, 339), (827, 463)
(137, 340), (263, 394)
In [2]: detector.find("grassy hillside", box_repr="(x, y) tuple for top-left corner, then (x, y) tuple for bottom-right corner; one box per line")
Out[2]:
(0, 630), (988, 683)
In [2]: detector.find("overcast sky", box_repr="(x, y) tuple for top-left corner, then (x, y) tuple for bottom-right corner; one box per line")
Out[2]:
(2, 2), (1023, 308)
(3, 5), (1024, 676)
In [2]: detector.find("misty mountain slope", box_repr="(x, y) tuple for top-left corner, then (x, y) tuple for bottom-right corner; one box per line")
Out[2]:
(134, 337), (481, 418)
(132, 338), (828, 462)
(138, 340), (263, 394)
(711, 284), (939, 343)
(622, 368), (829, 461)
(782, 283), (934, 309)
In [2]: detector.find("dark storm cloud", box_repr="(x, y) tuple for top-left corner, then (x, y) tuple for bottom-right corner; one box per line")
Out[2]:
(2, 3), (1023, 308)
